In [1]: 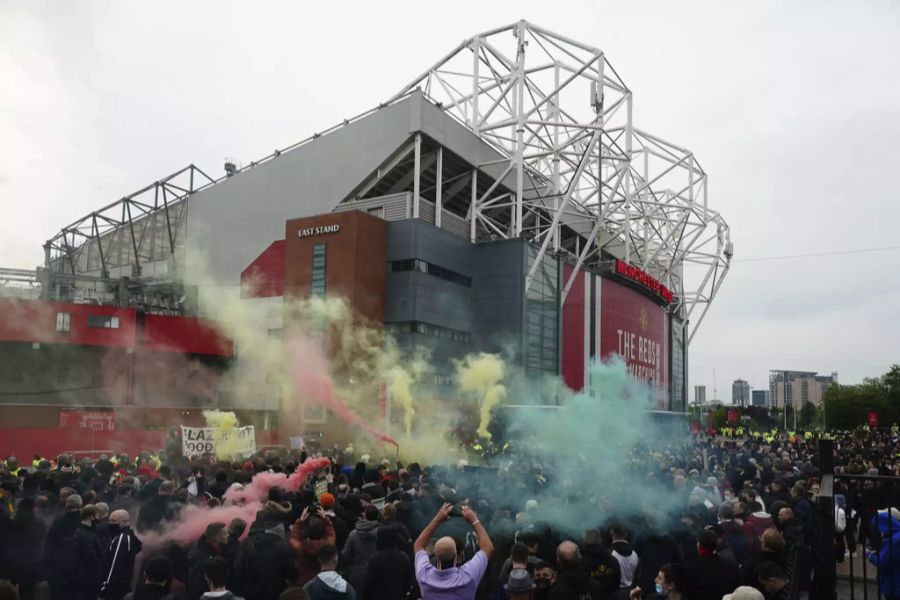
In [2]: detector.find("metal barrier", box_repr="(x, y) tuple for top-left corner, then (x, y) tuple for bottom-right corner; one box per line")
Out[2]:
(816, 438), (900, 600)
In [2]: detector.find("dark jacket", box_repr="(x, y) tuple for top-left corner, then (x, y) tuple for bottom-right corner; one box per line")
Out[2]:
(304, 572), (358, 600)
(187, 535), (223, 600)
(136, 495), (179, 533)
(777, 518), (805, 548)
(73, 523), (105, 600)
(44, 511), (82, 591)
(740, 550), (788, 588)
(685, 554), (739, 600)
(123, 584), (177, 600)
(548, 566), (605, 600)
(720, 519), (750, 565)
(235, 522), (299, 600)
(341, 520), (379, 594)
(200, 592), (244, 600)
(634, 534), (682, 594)
(11, 510), (46, 581)
(100, 526), (143, 600)
(582, 544), (621, 596)
(362, 549), (411, 600)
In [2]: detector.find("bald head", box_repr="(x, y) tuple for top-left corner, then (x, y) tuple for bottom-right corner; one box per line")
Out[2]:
(435, 536), (457, 567)
(109, 510), (130, 527)
(557, 541), (581, 569)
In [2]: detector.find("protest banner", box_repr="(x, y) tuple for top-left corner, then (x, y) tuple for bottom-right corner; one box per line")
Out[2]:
(181, 425), (256, 457)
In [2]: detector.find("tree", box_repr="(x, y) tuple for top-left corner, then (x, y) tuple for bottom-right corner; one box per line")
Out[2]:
(823, 375), (890, 430)
(799, 402), (817, 428)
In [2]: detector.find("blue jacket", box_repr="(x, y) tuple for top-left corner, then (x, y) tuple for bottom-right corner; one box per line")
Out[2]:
(868, 511), (900, 598)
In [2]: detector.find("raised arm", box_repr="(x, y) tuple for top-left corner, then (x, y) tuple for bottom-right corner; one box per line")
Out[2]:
(414, 503), (453, 554)
(461, 506), (493, 558)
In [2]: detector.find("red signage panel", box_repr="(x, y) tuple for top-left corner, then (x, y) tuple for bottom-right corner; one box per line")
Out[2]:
(614, 260), (673, 304)
(727, 409), (739, 424)
(868, 411), (879, 428)
(59, 410), (116, 431)
(600, 278), (668, 407)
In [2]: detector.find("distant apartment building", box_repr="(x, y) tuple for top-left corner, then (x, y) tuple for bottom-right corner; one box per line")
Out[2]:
(732, 379), (750, 407)
(751, 389), (770, 407)
(769, 370), (838, 408)
(694, 385), (707, 405)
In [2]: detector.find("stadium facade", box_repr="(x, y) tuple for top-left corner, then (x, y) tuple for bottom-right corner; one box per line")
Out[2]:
(0, 22), (731, 456)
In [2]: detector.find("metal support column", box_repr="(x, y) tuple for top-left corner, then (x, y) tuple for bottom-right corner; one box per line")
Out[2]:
(436, 146), (443, 228)
(413, 133), (422, 219)
(470, 169), (478, 242)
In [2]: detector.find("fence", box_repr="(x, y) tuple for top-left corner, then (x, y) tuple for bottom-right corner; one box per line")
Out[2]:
(815, 438), (900, 600)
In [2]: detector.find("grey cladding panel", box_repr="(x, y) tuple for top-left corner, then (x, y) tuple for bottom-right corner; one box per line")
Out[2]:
(184, 97), (416, 284)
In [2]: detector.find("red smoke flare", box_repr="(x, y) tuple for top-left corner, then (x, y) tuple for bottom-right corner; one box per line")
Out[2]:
(143, 456), (334, 548)
(294, 369), (399, 448)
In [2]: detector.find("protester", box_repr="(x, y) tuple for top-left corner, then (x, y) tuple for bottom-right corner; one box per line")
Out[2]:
(362, 525), (412, 600)
(137, 481), (179, 534)
(72, 504), (104, 600)
(341, 505), (379, 595)
(609, 523), (639, 593)
(304, 544), (356, 600)
(188, 522), (229, 600)
(547, 541), (603, 600)
(291, 505), (337, 586)
(123, 555), (177, 600)
(684, 530), (739, 600)
(44, 493), (85, 599)
(506, 569), (536, 600)
(5, 497), (44, 600)
(201, 557), (244, 600)
(867, 509), (900, 600)
(581, 529), (620, 596)
(236, 513), (298, 600)
(413, 503), (493, 600)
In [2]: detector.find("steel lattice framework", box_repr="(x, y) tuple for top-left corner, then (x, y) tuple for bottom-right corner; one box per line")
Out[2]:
(388, 20), (732, 341)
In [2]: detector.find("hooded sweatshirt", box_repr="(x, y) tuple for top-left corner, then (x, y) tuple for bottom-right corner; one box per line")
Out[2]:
(304, 571), (357, 600)
(868, 510), (900, 599)
(548, 565), (604, 600)
(341, 520), (379, 594)
(743, 511), (773, 553)
(610, 541), (639, 588)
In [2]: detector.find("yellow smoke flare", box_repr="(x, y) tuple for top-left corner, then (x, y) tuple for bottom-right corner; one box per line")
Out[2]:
(203, 409), (240, 458)
(456, 353), (506, 438)
(386, 350), (429, 436)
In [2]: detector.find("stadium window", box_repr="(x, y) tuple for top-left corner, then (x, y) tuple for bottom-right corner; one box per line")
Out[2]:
(88, 315), (120, 329)
(387, 259), (471, 287)
(311, 243), (327, 297)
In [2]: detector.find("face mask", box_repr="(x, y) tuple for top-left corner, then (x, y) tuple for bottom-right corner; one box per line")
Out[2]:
(535, 579), (551, 591)
(656, 583), (666, 595)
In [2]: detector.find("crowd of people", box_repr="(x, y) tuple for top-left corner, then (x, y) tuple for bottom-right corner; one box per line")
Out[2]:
(0, 427), (897, 600)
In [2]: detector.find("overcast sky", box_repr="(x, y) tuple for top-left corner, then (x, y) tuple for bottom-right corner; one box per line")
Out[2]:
(2, 1), (899, 395)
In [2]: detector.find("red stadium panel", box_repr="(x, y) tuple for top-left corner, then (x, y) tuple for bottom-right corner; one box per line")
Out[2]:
(561, 264), (586, 391)
(0, 299), (137, 348)
(140, 314), (233, 356)
(241, 240), (286, 298)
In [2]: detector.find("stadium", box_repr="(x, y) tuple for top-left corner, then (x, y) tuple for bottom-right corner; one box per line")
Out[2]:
(0, 21), (731, 457)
